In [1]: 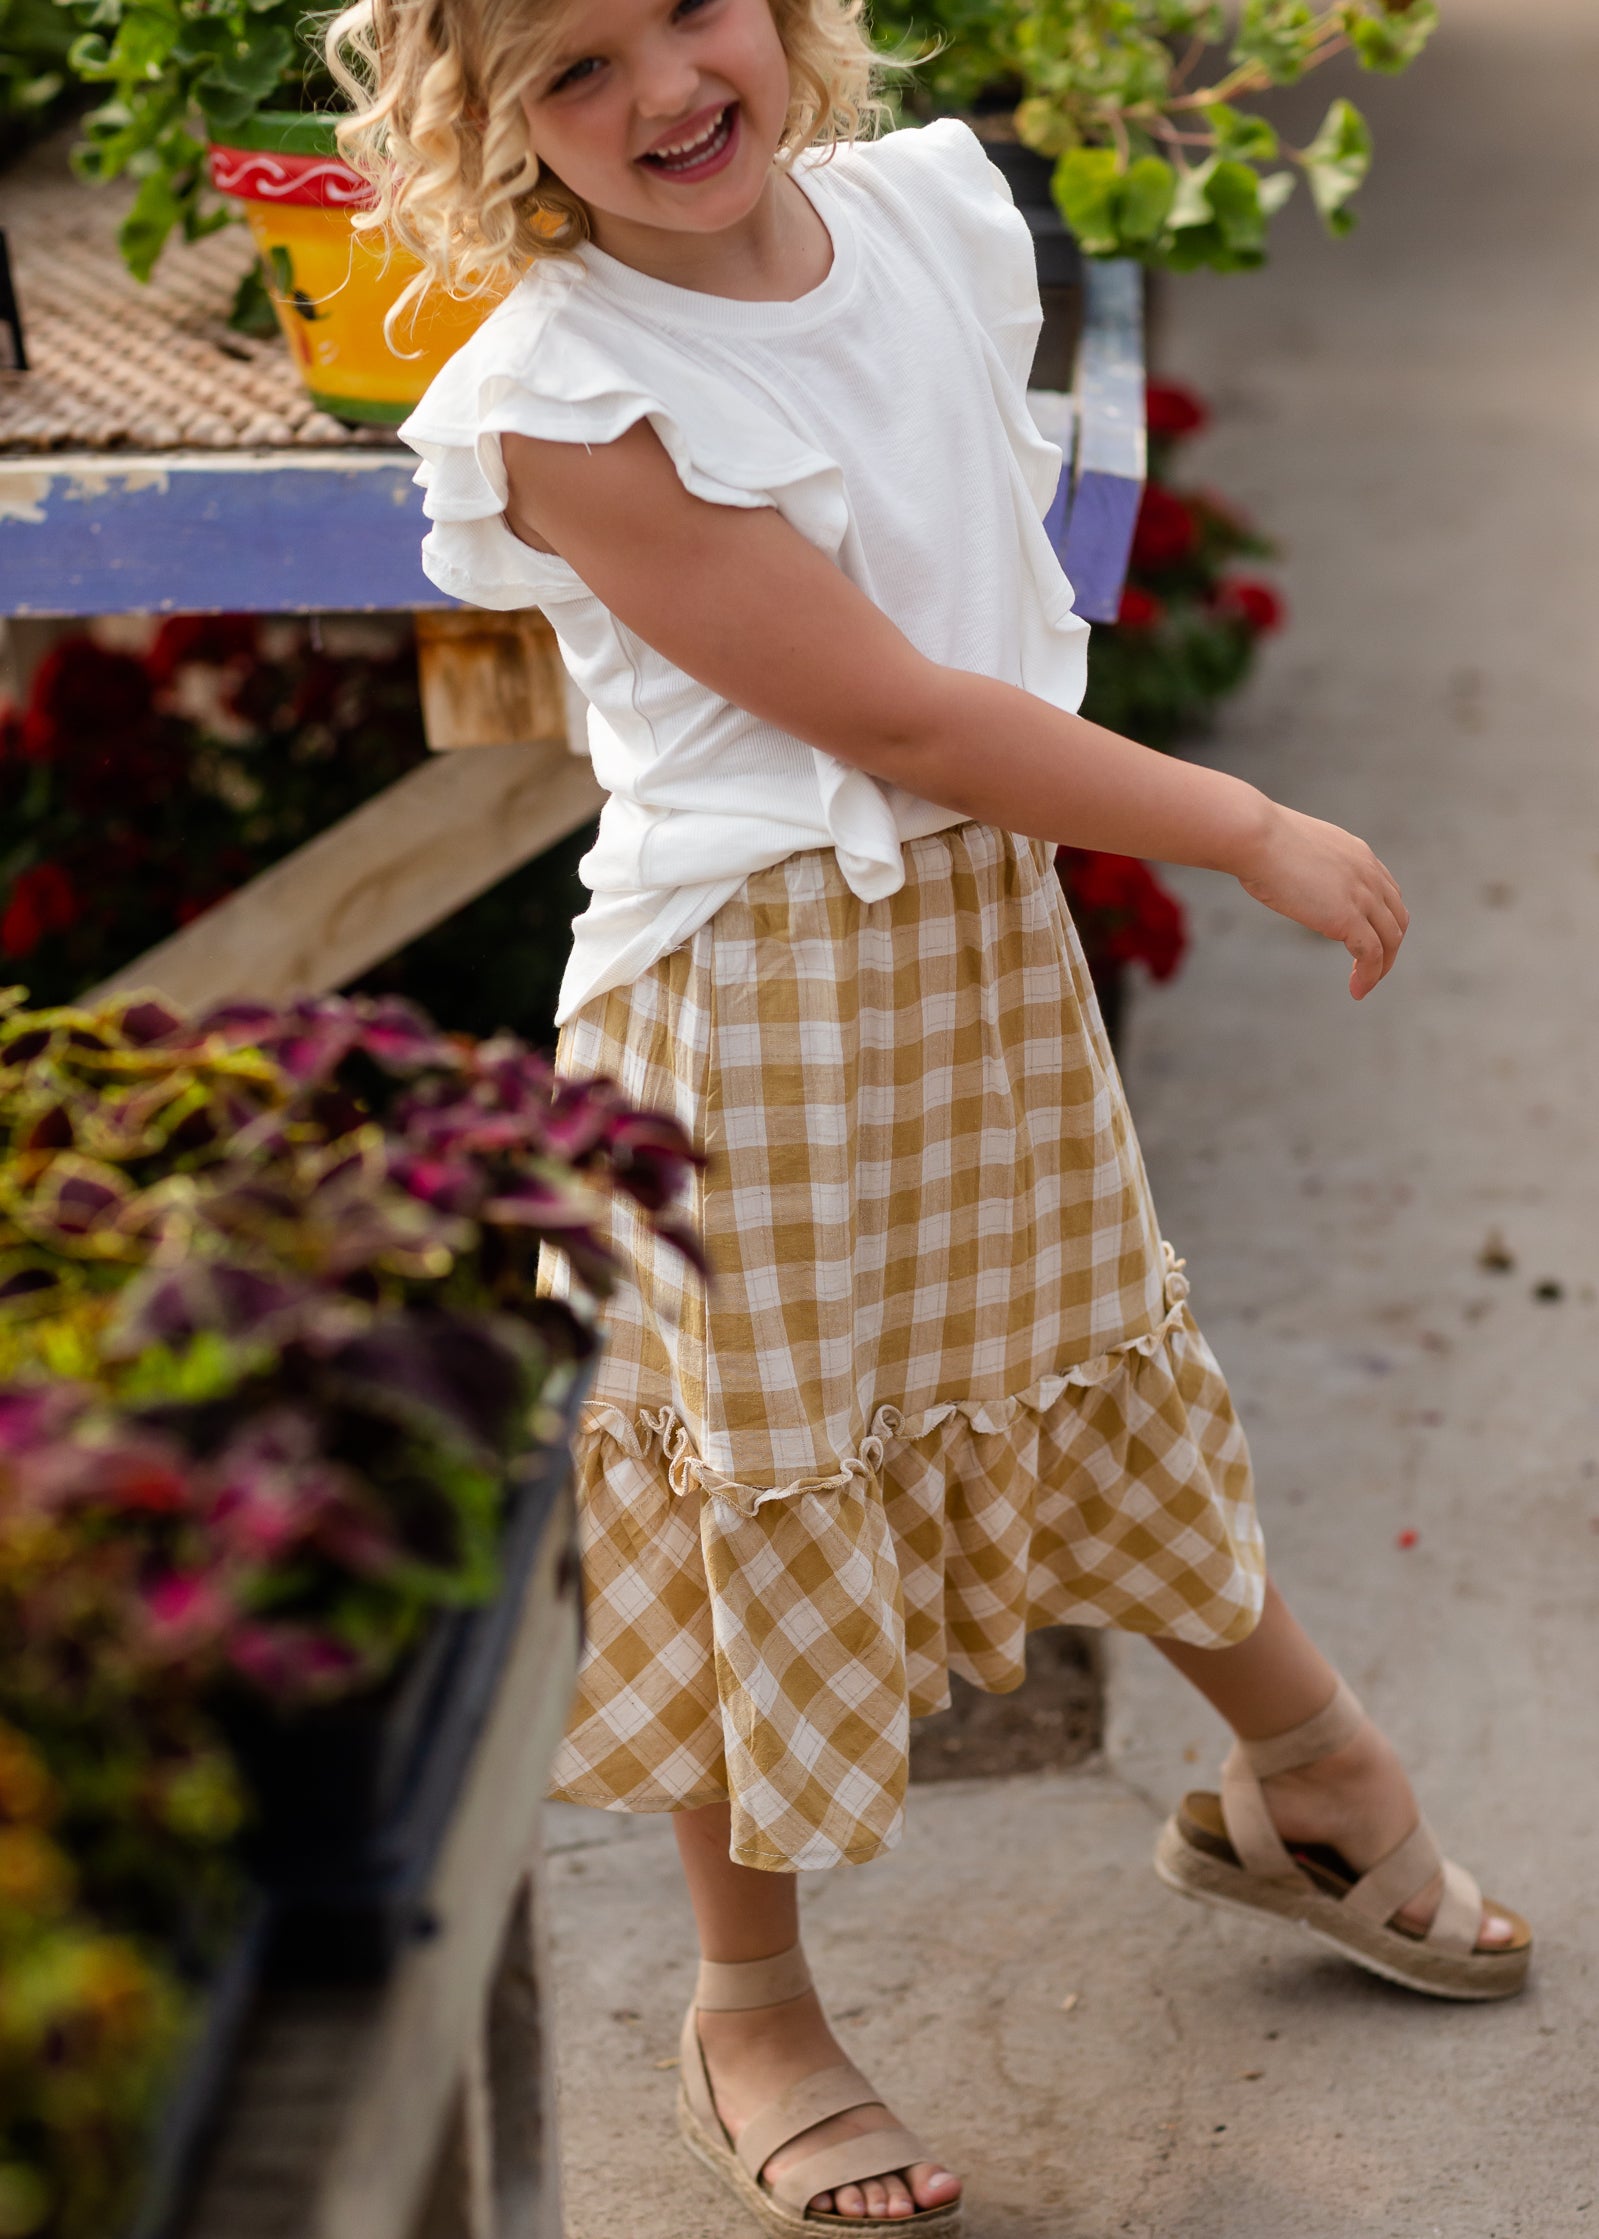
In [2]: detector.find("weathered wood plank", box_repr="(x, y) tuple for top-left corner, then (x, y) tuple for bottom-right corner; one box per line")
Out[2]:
(0, 451), (447, 618)
(86, 738), (603, 1011)
(415, 609), (584, 753)
(483, 1878), (563, 2239)
(1060, 258), (1146, 624)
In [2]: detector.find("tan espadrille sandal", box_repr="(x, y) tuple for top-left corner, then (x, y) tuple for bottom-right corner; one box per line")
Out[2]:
(677, 1945), (963, 2235)
(1153, 1678), (1531, 2001)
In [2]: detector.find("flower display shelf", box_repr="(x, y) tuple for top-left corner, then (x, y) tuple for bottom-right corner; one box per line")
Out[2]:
(170, 1436), (582, 2239)
(232, 1385), (586, 1983)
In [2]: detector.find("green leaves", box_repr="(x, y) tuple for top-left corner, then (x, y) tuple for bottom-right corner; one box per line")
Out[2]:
(1052, 146), (1177, 254)
(1231, 0), (1320, 84)
(1301, 94), (1372, 233)
(1344, 0), (1438, 73)
(173, 10), (296, 133)
(874, 0), (1434, 276)
(48, 0), (328, 283)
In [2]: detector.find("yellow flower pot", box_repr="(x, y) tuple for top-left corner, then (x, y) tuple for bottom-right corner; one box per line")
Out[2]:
(209, 114), (510, 427)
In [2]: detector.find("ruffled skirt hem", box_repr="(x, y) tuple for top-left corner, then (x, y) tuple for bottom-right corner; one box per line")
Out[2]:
(548, 1268), (1264, 1871)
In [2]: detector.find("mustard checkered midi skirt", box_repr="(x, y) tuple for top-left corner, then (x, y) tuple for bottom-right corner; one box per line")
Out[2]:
(541, 823), (1265, 1871)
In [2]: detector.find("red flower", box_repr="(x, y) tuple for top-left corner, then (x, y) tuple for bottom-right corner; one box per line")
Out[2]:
(1116, 585), (1164, 631)
(145, 614), (258, 688)
(1131, 485), (1197, 574)
(1145, 381), (1209, 440)
(1056, 850), (1189, 983)
(1, 863), (80, 958)
(20, 640), (154, 763)
(1214, 578), (1286, 634)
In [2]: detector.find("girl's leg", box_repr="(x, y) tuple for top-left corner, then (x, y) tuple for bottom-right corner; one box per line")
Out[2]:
(675, 1801), (963, 2221)
(1152, 1576), (1515, 1946)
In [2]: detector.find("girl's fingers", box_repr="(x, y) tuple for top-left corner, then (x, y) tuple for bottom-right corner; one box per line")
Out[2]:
(1368, 851), (1408, 931)
(1371, 897), (1406, 974)
(1344, 889), (1407, 998)
(1346, 920), (1387, 998)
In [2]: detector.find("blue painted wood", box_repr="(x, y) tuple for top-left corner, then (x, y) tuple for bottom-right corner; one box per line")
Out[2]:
(0, 453), (456, 618)
(0, 267), (1142, 623)
(1059, 259), (1146, 625)
(1029, 387), (1076, 568)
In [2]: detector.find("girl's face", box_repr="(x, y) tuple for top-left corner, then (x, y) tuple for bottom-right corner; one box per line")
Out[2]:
(523, 0), (793, 238)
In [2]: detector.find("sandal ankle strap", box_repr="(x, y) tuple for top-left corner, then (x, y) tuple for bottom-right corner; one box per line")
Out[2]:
(695, 1943), (813, 2012)
(1233, 1676), (1365, 1780)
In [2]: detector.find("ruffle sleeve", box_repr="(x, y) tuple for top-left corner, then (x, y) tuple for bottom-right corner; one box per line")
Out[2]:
(860, 120), (1041, 384)
(398, 269), (851, 611)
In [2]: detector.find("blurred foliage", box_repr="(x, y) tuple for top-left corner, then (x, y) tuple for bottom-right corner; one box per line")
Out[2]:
(875, 0), (1439, 268)
(0, 983), (701, 2233)
(0, 0), (85, 168)
(42, 0), (332, 277)
(0, 615), (592, 1056)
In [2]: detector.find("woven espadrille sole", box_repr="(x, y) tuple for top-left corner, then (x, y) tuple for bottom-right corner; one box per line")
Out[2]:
(1154, 1813), (1530, 2002)
(677, 2090), (965, 2237)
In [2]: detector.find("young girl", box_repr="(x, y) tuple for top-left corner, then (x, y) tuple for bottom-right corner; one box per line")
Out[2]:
(332, 0), (1530, 2227)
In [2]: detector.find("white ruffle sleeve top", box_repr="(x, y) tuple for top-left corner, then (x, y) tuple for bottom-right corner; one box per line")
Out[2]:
(400, 118), (1090, 1025)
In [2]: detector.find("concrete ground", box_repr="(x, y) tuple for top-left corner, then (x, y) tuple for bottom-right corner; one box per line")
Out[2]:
(543, 4), (1599, 2231)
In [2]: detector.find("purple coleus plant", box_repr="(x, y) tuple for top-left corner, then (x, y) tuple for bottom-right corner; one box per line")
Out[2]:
(0, 984), (704, 1711)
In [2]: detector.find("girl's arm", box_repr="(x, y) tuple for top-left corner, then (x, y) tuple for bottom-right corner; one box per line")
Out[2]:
(503, 424), (1407, 996)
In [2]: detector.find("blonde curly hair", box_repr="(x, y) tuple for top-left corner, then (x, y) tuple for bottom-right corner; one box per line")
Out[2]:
(325, 0), (888, 324)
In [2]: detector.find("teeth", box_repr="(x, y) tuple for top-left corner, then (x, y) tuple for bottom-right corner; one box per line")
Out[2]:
(650, 109), (728, 162)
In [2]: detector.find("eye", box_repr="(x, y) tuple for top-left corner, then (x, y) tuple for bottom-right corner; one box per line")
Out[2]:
(547, 52), (604, 95)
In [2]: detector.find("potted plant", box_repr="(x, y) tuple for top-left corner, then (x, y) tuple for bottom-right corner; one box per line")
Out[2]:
(0, 980), (702, 2224)
(58, 0), (505, 423)
(1083, 377), (1286, 751)
(875, 0), (1438, 273)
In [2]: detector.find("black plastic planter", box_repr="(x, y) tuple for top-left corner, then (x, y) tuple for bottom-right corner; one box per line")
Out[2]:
(123, 1895), (273, 2239)
(222, 1376), (586, 1981)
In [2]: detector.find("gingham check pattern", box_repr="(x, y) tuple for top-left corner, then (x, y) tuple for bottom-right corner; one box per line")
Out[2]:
(542, 824), (1264, 1870)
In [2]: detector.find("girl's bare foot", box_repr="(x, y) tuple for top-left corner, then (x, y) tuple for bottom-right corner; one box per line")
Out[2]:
(1258, 1718), (1517, 1950)
(694, 1988), (961, 2221)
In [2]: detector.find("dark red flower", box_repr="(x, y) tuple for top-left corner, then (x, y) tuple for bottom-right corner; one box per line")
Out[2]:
(1, 863), (80, 958)
(1145, 381), (1209, 440)
(1214, 578), (1286, 634)
(145, 615), (258, 688)
(1056, 850), (1189, 984)
(20, 640), (155, 763)
(1116, 584), (1164, 631)
(1130, 485), (1197, 574)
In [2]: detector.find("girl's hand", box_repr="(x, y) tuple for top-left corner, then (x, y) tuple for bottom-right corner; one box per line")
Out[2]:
(1235, 800), (1409, 998)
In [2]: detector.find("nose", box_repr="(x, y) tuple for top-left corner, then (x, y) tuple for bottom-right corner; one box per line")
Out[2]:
(631, 32), (701, 120)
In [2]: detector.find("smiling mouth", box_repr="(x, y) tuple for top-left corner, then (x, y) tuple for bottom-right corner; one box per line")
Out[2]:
(638, 103), (737, 176)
